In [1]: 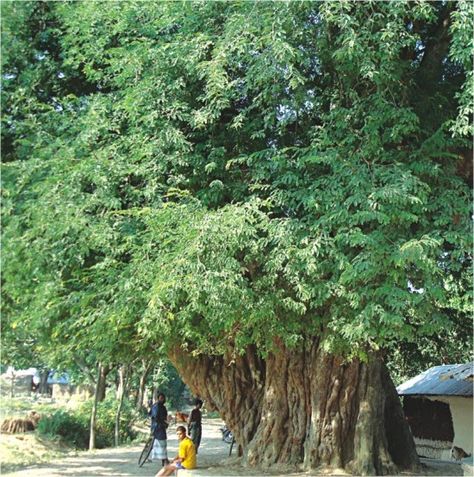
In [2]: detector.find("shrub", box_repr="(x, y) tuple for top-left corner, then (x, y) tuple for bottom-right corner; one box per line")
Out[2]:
(76, 395), (138, 448)
(36, 396), (138, 449)
(36, 410), (89, 448)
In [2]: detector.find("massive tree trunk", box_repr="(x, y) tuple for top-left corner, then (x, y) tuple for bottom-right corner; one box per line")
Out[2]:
(169, 338), (419, 475)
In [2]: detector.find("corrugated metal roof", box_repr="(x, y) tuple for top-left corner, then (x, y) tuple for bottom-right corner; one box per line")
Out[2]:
(47, 372), (70, 385)
(397, 362), (473, 397)
(2, 367), (37, 378)
(1, 367), (71, 385)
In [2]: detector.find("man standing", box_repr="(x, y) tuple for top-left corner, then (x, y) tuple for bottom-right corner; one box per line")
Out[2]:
(156, 426), (196, 476)
(150, 393), (169, 466)
(187, 398), (203, 454)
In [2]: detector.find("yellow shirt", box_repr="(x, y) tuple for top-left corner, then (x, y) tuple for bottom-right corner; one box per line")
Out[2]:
(179, 436), (196, 469)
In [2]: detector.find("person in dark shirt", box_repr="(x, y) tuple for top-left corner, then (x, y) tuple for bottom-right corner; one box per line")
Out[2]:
(187, 398), (203, 454)
(150, 393), (169, 466)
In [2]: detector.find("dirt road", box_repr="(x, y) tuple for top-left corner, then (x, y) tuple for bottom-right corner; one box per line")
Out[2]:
(1, 419), (465, 477)
(1, 419), (285, 477)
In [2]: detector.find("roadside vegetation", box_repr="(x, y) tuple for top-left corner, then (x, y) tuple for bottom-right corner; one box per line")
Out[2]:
(0, 395), (143, 472)
(1, 396), (74, 473)
(1, 431), (75, 474)
(36, 394), (139, 449)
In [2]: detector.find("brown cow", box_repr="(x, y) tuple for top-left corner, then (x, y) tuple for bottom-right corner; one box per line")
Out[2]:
(175, 411), (189, 423)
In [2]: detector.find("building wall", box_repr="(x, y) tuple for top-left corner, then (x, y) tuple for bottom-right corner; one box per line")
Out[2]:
(429, 396), (473, 457)
(403, 396), (454, 460)
(412, 437), (452, 460)
(0, 375), (35, 396)
(52, 384), (93, 401)
(403, 395), (473, 460)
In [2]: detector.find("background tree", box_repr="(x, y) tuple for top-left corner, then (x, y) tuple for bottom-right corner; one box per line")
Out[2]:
(2, 1), (472, 475)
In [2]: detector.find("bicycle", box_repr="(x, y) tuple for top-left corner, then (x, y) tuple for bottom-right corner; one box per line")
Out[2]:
(138, 433), (154, 467)
(220, 424), (233, 444)
(220, 424), (236, 456)
(138, 415), (172, 467)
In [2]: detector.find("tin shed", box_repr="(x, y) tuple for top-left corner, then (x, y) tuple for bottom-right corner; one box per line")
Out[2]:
(397, 362), (473, 461)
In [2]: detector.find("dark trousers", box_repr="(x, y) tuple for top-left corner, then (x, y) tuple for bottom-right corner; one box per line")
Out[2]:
(189, 424), (202, 453)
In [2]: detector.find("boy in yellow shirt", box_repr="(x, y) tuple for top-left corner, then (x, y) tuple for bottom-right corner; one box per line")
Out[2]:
(156, 426), (196, 476)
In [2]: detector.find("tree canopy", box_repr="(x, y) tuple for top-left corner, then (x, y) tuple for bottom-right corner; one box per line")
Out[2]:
(2, 1), (472, 372)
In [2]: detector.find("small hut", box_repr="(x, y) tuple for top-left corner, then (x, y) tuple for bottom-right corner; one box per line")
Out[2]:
(49, 373), (93, 401)
(0, 367), (37, 396)
(397, 362), (473, 460)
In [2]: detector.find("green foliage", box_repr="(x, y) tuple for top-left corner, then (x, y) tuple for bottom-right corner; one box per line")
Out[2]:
(36, 410), (89, 449)
(36, 396), (137, 449)
(0, 396), (63, 420)
(151, 359), (187, 410)
(77, 395), (137, 448)
(448, 0), (474, 137)
(1, 1), (472, 372)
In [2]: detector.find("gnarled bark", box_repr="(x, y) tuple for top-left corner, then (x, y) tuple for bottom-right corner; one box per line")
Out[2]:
(169, 338), (419, 475)
(170, 344), (265, 454)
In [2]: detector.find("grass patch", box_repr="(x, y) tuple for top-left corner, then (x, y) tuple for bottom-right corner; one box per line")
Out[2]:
(0, 396), (78, 471)
(0, 432), (77, 473)
(0, 395), (65, 420)
(0, 394), (139, 470)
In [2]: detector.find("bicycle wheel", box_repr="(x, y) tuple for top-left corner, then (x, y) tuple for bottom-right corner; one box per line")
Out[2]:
(138, 436), (154, 467)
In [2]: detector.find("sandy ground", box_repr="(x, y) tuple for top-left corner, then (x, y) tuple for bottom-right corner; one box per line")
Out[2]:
(1, 418), (466, 477)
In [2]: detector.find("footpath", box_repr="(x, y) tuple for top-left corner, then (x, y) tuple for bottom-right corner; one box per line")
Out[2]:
(0, 419), (277, 477)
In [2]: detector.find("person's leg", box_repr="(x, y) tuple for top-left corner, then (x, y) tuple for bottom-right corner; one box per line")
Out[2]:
(154, 438), (168, 466)
(196, 426), (202, 453)
(150, 438), (157, 461)
(155, 462), (176, 476)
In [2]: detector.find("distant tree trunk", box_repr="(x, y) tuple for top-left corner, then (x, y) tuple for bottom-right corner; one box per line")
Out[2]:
(136, 359), (153, 411)
(169, 338), (420, 475)
(89, 363), (106, 450)
(10, 372), (15, 398)
(96, 364), (111, 402)
(73, 356), (96, 384)
(39, 369), (49, 395)
(115, 364), (129, 447)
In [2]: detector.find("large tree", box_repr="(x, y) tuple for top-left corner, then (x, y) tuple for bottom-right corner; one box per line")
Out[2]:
(2, 1), (472, 474)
